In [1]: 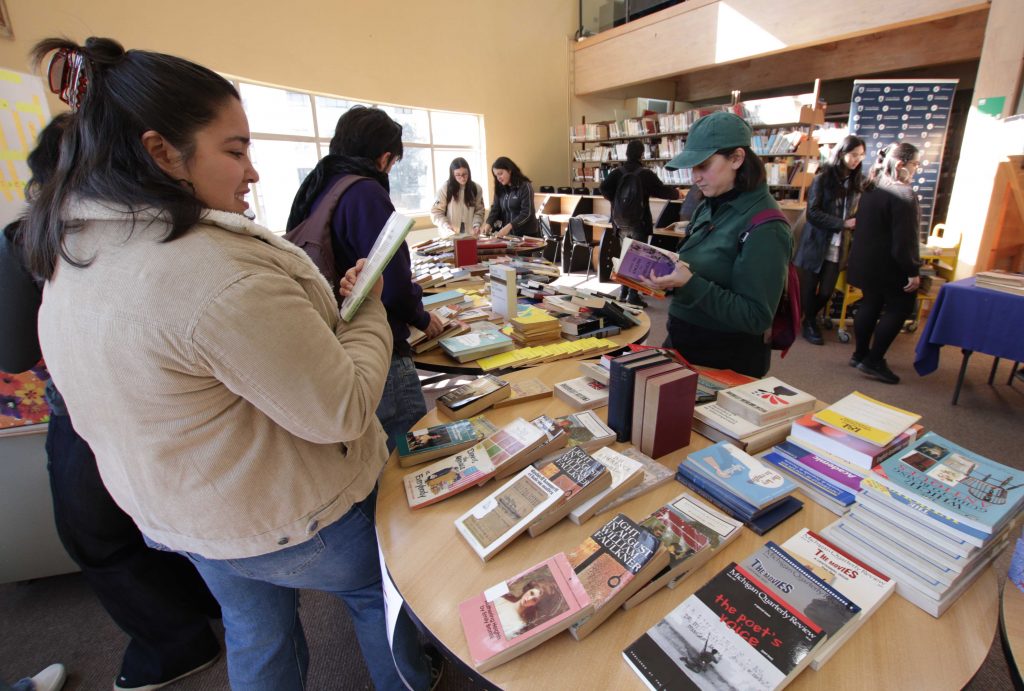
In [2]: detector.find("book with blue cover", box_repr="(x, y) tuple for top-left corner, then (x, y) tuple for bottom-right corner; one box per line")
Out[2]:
(440, 330), (515, 363)
(684, 442), (797, 509)
(761, 448), (857, 513)
(772, 440), (863, 494)
(872, 432), (1024, 535)
(674, 466), (803, 536)
(859, 476), (989, 548)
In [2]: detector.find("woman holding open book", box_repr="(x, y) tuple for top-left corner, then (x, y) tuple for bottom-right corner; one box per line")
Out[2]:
(846, 142), (922, 385)
(481, 156), (539, 237)
(23, 37), (435, 691)
(431, 157), (485, 237)
(794, 134), (866, 345)
(647, 111), (792, 378)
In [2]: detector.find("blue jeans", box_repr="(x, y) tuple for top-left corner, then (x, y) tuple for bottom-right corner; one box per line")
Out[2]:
(376, 354), (427, 454)
(181, 487), (429, 691)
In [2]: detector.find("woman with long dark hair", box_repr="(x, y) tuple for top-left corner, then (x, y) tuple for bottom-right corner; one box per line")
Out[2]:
(481, 156), (538, 237)
(287, 105), (442, 453)
(647, 111), (792, 378)
(25, 37), (433, 690)
(793, 134), (866, 345)
(430, 156), (484, 236)
(846, 142), (922, 384)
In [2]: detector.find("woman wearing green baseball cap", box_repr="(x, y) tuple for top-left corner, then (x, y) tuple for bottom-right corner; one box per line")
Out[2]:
(646, 110), (793, 377)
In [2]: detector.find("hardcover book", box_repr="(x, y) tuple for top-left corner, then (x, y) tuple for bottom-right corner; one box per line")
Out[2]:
(812, 392), (920, 448)
(640, 366), (698, 459)
(403, 443), (496, 509)
(608, 352), (671, 443)
(624, 492), (742, 610)
(396, 416), (498, 467)
(340, 211), (415, 321)
(685, 442), (797, 510)
(528, 447), (611, 537)
(458, 552), (592, 672)
(567, 514), (668, 640)
(436, 375), (511, 419)
(622, 562), (824, 691)
(568, 447), (645, 525)
(454, 466), (564, 561)
(631, 362), (685, 446)
(553, 376), (609, 410)
(871, 432), (1024, 535)
(716, 377), (815, 426)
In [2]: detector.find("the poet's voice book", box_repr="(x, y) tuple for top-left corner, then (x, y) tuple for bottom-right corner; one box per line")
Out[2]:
(566, 513), (669, 641)
(610, 238), (678, 298)
(454, 466), (564, 562)
(527, 447), (611, 537)
(623, 492), (742, 611)
(396, 416), (497, 467)
(607, 351), (672, 443)
(458, 552), (593, 673)
(403, 442), (496, 510)
(436, 374), (511, 419)
(339, 211), (415, 322)
(622, 562), (825, 691)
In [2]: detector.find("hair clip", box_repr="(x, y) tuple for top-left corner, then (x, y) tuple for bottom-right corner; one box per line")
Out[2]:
(47, 48), (89, 111)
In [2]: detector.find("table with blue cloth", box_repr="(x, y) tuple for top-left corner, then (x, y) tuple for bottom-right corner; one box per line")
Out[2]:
(914, 276), (1024, 404)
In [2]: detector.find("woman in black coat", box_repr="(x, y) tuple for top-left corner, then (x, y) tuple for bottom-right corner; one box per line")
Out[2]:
(846, 142), (922, 384)
(482, 156), (538, 237)
(793, 135), (865, 344)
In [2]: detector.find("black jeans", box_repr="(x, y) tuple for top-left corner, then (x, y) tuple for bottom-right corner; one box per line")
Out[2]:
(46, 414), (220, 681)
(852, 287), (916, 365)
(665, 315), (771, 378)
(797, 261), (841, 325)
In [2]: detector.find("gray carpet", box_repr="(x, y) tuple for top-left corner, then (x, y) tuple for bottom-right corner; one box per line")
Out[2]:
(2, 294), (1020, 690)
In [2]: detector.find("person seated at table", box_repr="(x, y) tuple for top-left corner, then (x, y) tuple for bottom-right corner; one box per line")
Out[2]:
(288, 105), (443, 450)
(846, 142), (922, 385)
(431, 157), (485, 237)
(480, 156), (538, 238)
(25, 36), (437, 690)
(600, 139), (683, 306)
(645, 111), (792, 378)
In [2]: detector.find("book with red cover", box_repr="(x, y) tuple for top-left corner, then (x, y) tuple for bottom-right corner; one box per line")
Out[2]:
(458, 552), (592, 672)
(630, 362), (683, 447)
(640, 367), (698, 459)
(453, 234), (478, 267)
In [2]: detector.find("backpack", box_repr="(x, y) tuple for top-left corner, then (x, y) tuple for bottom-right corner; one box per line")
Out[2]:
(283, 175), (367, 299)
(738, 209), (801, 358)
(612, 168), (645, 230)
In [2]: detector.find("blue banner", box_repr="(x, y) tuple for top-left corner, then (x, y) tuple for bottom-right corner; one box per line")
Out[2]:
(849, 79), (958, 240)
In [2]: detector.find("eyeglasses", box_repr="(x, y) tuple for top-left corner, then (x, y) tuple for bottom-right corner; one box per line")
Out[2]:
(47, 48), (89, 110)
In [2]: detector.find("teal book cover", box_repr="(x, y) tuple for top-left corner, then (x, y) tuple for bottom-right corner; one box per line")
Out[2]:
(686, 441), (797, 509)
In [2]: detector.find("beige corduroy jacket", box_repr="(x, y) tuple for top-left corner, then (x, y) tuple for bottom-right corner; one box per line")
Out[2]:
(39, 200), (393, 559)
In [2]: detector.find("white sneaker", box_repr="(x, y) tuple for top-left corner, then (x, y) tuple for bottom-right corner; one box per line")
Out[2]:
(30, 664), (66, 691)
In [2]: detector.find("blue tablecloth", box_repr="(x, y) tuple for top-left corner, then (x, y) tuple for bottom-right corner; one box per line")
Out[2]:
(914, 276), (1024, 376)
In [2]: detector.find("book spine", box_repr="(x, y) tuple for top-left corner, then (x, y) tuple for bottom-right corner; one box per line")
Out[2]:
(674, 466), (756, 522)
(607, 360), (634, 443)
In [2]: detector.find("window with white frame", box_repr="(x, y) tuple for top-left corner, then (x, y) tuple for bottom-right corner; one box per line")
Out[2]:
(228, 80), (486, 233)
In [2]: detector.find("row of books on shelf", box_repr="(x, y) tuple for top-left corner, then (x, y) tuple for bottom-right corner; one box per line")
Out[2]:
(751, 129), (808, 155)
(572, 137), (686, 164)
(765, 158), (816, 187)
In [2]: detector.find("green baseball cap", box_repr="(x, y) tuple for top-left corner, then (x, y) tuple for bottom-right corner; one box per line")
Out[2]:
(666, 111), (752, 170)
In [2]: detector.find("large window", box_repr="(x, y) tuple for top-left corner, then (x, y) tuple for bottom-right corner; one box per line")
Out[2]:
(227, 80), (485, 233)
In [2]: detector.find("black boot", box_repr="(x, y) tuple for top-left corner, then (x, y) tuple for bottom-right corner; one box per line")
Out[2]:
(802, 321), (824, 345)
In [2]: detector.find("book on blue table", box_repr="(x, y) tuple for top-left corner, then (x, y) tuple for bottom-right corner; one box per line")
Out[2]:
(872, 432), (1024, 536)
(607, 352), (670, 443)
(685, 441), (797, 509)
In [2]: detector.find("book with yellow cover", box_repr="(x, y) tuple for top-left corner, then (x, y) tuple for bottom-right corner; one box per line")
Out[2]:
(813, 392), (920, 447)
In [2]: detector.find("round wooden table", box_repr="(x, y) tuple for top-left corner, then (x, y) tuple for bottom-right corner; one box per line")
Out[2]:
(412, 311), (651, 375)
(1001, 578), (1024, 686)
(376, 362), (998, 690)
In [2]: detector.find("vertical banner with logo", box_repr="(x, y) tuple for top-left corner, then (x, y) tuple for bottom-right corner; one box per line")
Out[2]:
(848, 79), (958, 240)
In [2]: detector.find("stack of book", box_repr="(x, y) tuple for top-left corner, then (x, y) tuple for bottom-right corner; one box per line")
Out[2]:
(606, 350), (698, 458)
(761, 440), (861, 515)
(422, 289), (469, 311)
(509, 306), (562, 345)
(975, 269), (1024, 295)
(558, 313), (620, 341)
(407, 318), (469, 355)
(788, 392), (924, 474)
(436, 375), (511, 419)
(693, 376), (817, 454)
(823, 432), (1024, 617)
(623, 560), (825, 690)
(676, 441), (804, 535)
(552, 375), (609, 410)
(439, 330), (516, 363)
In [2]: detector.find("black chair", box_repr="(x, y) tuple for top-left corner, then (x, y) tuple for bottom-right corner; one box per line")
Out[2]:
(567, 217), (599, 279)
(539, 185), (555, 193)
(573, 186), (590, 195)
(538, 214), (561, 263)
(556, 186), (573, 194)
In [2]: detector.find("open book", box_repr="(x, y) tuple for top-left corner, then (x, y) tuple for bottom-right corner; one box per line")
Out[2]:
(340, 211), (415, 322)
(610, 238), (679, 298)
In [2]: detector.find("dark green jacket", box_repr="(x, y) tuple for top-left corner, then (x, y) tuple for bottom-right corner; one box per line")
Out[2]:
(670, 183), (792, 335)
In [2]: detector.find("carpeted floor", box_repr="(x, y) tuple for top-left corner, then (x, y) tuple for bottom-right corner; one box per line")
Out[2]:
(1, 293), (1020, 690)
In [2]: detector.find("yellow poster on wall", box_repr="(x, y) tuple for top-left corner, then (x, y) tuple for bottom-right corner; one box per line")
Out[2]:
(0, 68), (50, 228)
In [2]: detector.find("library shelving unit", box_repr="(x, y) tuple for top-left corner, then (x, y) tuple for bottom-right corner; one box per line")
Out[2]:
(749, 103), (826, 205)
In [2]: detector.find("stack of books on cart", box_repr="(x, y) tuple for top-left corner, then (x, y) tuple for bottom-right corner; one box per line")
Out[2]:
(692, 376), (817, 454)
(822, 429), (1024, 617)
(622, 527), (896, 689)
(676, 441), (804, 535)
